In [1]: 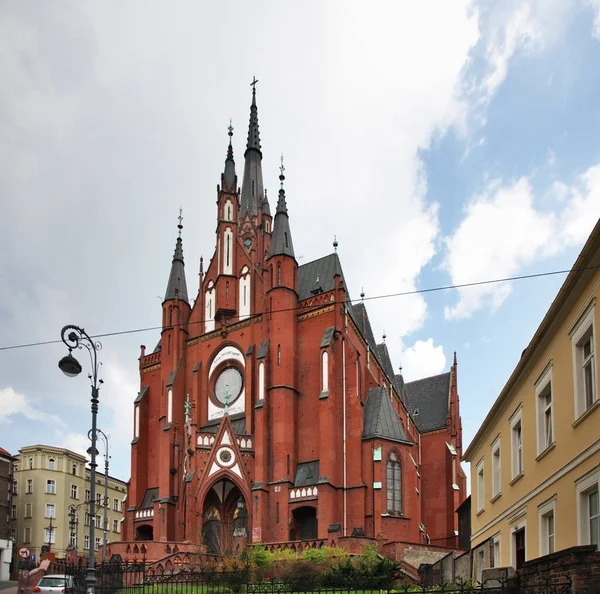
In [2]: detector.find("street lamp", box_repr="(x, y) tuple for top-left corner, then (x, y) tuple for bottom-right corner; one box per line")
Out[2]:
(59, 325), (103, 594)
(95, 429), (110, 564)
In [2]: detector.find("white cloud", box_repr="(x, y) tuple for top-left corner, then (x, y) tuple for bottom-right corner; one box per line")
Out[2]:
(444, 163), (600, 319)
(589, 0), (600, 39)
(0, 386), (64, 427)
(57, 432), (90, 460)
(399, 339), (447, 383)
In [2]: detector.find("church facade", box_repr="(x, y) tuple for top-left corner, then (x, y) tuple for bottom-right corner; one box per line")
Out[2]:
(122, 86), (467, 556)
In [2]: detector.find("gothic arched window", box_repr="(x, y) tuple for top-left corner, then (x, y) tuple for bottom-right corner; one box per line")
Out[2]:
(386, 452), (402, 514)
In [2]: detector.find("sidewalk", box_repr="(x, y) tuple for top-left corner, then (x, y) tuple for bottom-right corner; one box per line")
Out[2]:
(0, 584), (17, 594)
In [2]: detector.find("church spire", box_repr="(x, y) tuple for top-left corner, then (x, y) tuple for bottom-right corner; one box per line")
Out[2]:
(164, 210), (189, 304)
(240, 77), (264, 219)
(268, 155), (295, 258)
(222, 119), (236, 191)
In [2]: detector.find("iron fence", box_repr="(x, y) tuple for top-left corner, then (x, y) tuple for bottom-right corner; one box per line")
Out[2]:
(48, 560), (573, 594)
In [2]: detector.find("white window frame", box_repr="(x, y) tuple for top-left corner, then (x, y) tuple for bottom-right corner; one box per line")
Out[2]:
(510, 519), (527, 569)
(491, 437), (501, 498)
(476, 548), (485, 583)
(535, 365), (554, 455)
(46, 479), (56, 494)
(25, 479), (32, 494)
(491, 533), (501, 568)
(538, 497), (556, 556)
(45, 503), (55, 518)
(11, 505), (17, 520)
(24, 527), (31, 543)
(84, 534), (90, 550)
(258, 361), (265, 401)
(113, 498), (119, 511)
(576, 466), (600, 549)
(134, 404), (140, 438)
(476, 459), (485, 512)
(71, 484), (78, 499)
(205, 282), (215, 333)
(322, 350), (329, 393)
(113, 519), (119, 533)
(48, 457), (55, 471)
(510, 409), (524, 480)
(572, 304), (597, 419)
(44, 527), (56, 544)
(239, 267), (251, 321)
(167, 389), (173, 424)
(25, 503), (32, 518)
(95, 537), (101, 551)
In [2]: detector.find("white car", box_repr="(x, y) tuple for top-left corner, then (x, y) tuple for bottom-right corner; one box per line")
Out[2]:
(34, 575), (74, 594)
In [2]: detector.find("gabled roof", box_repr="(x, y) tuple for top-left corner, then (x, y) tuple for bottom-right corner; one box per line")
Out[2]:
(200, 413), (247, 436)
(294, 461), (320, 487)
(0, 447), (13, 459)
(350, 302), (377, 352)
(392, 374), (406, 404)
(297, 253), (344, 301)
(140, 487), (159, 509)
(376, 343), (396, 380)
(404, 372), (450, 433)
(363, 386), (410, 443)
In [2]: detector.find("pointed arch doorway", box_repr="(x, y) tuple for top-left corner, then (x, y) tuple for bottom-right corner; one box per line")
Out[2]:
(202, 478), (248, 555)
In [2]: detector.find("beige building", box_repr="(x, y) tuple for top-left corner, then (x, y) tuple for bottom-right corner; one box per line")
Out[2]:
(11, 445), (128, 560)
(464, 219), (600, 580)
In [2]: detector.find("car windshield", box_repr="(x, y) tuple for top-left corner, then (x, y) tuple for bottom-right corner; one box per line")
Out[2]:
(38, 578), (70, 587)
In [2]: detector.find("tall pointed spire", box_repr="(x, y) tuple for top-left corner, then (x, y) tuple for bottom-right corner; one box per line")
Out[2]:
(240, 77), (264, 219)
(268, 155), (295, 258)
(164, 210), (189, 304)
(222, 119), (236, 190)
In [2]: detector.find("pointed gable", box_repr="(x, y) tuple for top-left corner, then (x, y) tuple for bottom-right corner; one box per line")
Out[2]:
(376, 343), (396, 380)
(164, 236), (189, 304)
(404, 372), (451, 433)
(362, 386), (409, 443)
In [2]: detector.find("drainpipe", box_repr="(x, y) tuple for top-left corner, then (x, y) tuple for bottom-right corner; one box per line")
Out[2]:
(342, 337), (347, 537)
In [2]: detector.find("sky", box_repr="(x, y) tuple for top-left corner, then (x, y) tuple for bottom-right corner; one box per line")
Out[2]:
(1, 0), (600, 485)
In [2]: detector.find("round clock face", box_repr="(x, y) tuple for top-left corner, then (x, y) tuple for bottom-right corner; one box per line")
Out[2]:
(214, 367), (243, 405)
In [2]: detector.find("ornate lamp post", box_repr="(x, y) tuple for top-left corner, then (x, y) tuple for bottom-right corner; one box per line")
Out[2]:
(59, 326), (103, 594)
(95, 429), (110, 564)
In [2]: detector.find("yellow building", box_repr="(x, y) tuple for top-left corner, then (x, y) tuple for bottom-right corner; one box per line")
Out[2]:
(463, 219), (600, 580)
(11, 445), (128, 560)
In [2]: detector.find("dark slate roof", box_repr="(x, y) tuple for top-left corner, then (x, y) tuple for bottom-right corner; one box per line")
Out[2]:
(268, 189), (295, 258)
(200, 413), (247, 435)
(392, 374), (406, 404)
(257, 340), (269, 359)
(140, 487), (159, 509)
(404, 372), (451, 433)
(262, 191), (271, 217)
(294, 461), (320, 487)
(164, 237), (189, 304)
(240, 86), (263, 218)
(222, 140), (236, 189)
(320, 327), (335, 348)
(349, 302), (377, 352)
(134, 385), (149, 404)
(362, 386), (409, 443)
(153, 339), (161, 353)
(298, 253), (344, 301)
(376, 343), (395, 380)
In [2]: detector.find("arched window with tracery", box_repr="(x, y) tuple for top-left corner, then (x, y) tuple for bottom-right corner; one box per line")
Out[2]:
(386, 452), (402, 514)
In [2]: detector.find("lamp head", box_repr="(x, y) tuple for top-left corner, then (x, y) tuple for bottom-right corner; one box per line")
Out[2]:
(58, 352), (82, 378)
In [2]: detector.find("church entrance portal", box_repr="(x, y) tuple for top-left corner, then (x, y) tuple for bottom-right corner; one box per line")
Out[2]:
(290, 506), (318, 541)
(135, 524), (153, 540)
(202, 479), (248, 555)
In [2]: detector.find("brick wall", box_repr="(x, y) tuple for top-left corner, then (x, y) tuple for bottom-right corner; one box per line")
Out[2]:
(518, 545), (600, 593)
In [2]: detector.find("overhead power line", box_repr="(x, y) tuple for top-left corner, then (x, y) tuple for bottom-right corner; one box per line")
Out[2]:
(0, 264), (594, 353)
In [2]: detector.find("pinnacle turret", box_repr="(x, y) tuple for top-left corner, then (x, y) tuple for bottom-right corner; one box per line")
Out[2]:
(240, 77), (264, 219)
(164, 212), (189, 304)
(268, 157), (295, 259)
(222, 120), (236, 191)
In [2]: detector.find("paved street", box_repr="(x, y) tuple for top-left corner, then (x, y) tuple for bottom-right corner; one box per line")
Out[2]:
(0, 584), (16, 593)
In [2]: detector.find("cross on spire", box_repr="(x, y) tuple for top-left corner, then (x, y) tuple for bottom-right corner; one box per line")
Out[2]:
(178, 207), (183, 238)
(228, 118), (233, 138)
(250, 76), (259, 92)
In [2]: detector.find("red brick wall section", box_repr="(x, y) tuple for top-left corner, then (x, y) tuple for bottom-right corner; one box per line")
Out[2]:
(518, 545), (600, 593)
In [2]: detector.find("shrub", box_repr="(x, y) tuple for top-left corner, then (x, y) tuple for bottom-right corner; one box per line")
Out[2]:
(302, 548), (327, 564)
(272, 548), (298, 563)
(247, 546), (273, 568)
(281, 561), (322, 592)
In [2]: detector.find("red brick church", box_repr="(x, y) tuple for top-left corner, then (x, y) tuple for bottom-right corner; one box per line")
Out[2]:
(121, 84), (466, 557)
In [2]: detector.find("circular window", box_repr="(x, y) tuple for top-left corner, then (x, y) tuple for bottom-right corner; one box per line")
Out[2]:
(214, 367), (243, 406)
(219, 450), (232, 464)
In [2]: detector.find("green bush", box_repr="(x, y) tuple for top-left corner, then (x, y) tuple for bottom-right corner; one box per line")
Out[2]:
(302, 547), (327, 564)
(272, 548), (298, 563)
(247, 546), (274, 568)
(281, 561), (322, 592)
